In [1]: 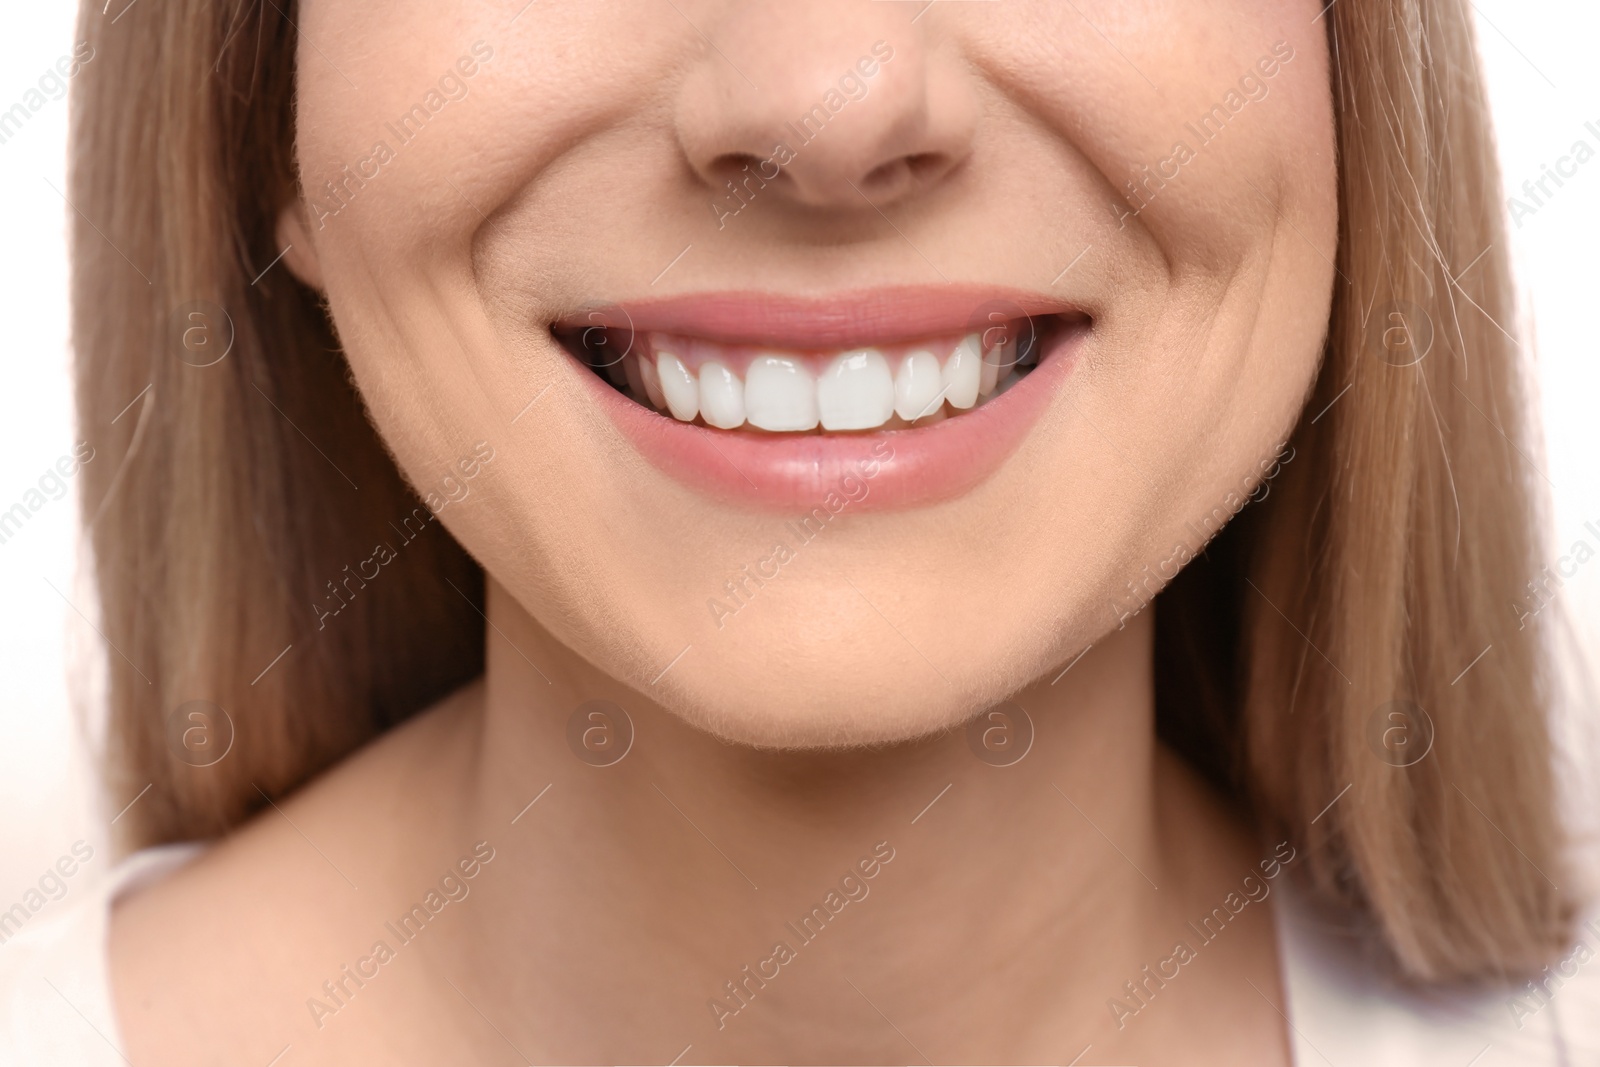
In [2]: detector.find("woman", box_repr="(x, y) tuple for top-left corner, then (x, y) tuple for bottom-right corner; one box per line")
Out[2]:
(3, 0), (1595, 1062)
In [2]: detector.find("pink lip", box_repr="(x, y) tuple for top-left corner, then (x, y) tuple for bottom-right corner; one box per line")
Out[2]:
(559, 288), (1090, 512)
(558, 285), (1083, 348)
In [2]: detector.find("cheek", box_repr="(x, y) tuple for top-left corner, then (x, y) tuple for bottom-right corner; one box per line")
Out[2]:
(1052, 5), (1335, 560)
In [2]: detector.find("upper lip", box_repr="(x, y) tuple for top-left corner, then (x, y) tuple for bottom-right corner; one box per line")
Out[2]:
(552, 285), (1088, 350)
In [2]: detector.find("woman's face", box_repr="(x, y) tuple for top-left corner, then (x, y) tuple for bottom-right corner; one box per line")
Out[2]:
(285, 0), (1335, 746)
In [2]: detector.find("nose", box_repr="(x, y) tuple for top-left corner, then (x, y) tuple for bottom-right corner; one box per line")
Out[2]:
(674, 3), (977, 213)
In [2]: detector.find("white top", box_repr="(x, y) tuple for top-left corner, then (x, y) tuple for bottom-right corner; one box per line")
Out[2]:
(2, 844), (1597, 1064)
(0, 844), (202, 1066)
(1273, 880), (1600, 1066)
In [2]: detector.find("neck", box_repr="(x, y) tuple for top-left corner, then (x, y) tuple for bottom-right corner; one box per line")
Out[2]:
(456, 576), (1239, 1062)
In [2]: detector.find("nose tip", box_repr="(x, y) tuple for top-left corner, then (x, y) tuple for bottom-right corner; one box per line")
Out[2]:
(675, 17), (976, 215)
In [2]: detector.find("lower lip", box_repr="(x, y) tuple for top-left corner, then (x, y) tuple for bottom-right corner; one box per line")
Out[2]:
(570, 328), (1087, 512)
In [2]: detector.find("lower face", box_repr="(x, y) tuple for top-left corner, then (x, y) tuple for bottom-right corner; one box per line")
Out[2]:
(288, 0), (1336, 746)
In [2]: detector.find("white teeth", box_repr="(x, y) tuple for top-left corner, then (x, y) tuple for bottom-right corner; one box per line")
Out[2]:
(979, 339), (1004, 397)
(942, 333), (982, 409)
(656, 351), (699, 422)
(698, 361), (746, 429)
(893, 350), (943, 422)
(818, 348), (895, 431)
(745, 354), (819, 431)
(639, 326), (1030, 430)
(638, 354), (667, 409)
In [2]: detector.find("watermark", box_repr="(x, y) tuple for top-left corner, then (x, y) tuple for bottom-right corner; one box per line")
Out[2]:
(0, 442), (96, 548)
(710, 41), (896, 229)
(1367, 299), (1433, 367)
(0, 41), (95, 148)
(1109, 440), (1295, 630)
(964, 298), (1039, 381)
(313, 440), (495, 629)
(706, 440), (896, 629)
(1505, 118), (1600, 229)
(165, 700), (235, 767)
(1366, 699), (1433, 768)
(308, 42), (496, 229)
(965, 700), (1034, 767)
(1106, 840), (1298, 1030)
(707, 840), (896, 1030)
(1114, 41), (1296, 229)
(1506, 918), (1600, 1029)
(566, 699), (634, 766)
(0, 841), (96, 945)
(168, 301), (235, 367)
(305, 840), (496, 1028)
(567, 299), (636, 373)
(1512, 514), (1600, 631)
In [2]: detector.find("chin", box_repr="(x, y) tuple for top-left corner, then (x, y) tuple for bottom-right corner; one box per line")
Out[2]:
(654, 670), (978, 751)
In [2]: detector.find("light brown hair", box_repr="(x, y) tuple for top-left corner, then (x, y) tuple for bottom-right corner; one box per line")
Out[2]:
(71, 0), (1572, 981)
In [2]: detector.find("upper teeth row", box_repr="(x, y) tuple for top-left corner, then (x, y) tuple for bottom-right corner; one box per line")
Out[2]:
(629, 332), (1020, 432)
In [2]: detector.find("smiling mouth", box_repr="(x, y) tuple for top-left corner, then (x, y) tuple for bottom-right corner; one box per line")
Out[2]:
(555, 315), (1070, 434)
(547, 288), (1091, 509)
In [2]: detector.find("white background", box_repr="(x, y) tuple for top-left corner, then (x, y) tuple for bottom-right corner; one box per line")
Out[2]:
(1, 3), (1596, 897)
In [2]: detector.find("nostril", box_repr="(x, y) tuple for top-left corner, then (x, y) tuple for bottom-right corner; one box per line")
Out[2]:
(706, 151), (788, 199)
(860, 158), (904, 189)
(858, 153), (951, 199)
(704, 145), (960, 212)
(905, 152), (950, 181)
(715, 152), (766, 177)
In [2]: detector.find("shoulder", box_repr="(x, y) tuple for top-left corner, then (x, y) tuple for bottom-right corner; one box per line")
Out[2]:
(1276, 879), (1600, 1066)
(0, 845), (201, 1066)
(109, 678), (486, 1064)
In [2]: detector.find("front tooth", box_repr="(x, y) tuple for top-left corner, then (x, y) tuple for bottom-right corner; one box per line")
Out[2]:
(894, 350), (943, 421)
(656, 350), (699, 422)
(638, 355), (667, 409)
(818, 348), (894, 431)
(745, 354), (819, 431)
(942, 333), (982, 409)
(698, 361), (746, 428)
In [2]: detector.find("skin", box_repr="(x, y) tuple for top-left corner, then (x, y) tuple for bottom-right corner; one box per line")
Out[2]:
(111, 0), (1337, 1063)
